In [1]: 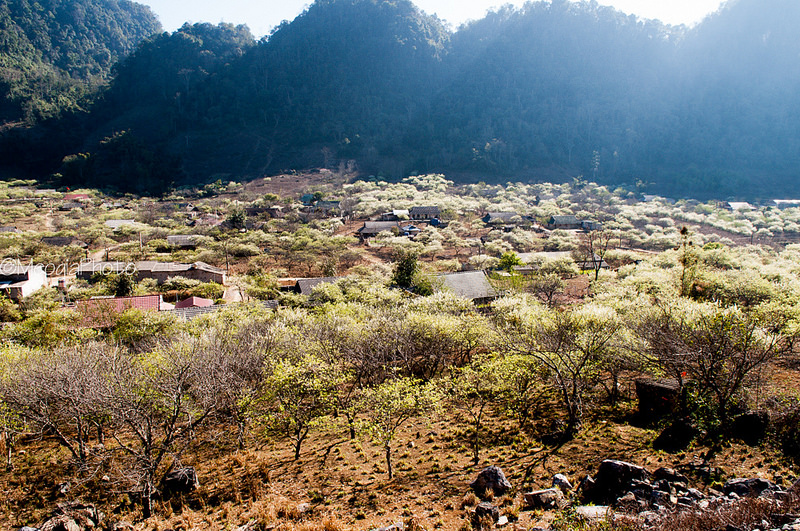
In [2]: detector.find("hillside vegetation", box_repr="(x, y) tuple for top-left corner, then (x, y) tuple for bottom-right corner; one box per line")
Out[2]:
(2, 0), (800, 197)
(0, 0), (160, 123)
(1, 176), (800, 529)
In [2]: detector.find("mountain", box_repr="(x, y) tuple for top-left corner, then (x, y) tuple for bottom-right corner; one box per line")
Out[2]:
(0, 0), (161, 124)
(3, 0), (800, 198)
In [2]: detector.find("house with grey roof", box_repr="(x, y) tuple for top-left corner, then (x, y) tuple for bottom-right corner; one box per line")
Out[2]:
(548, 215), (581, 229)
(357, 221), (400, 239)
(437, 271), (497, 305)
(294, 277), (343, 296)
(77, 261), (226, 284)
(410, 206), (441, 220)
(41, 236), (88, 248)
(167, 235), (200, 249)
(483, 212), (520, 225)
(104, 219), (136, 231)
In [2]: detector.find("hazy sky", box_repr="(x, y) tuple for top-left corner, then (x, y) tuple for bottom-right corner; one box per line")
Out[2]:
(137, 0), (728, 38)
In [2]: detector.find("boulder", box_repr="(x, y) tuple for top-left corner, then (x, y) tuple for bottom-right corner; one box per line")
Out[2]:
(552, 473), (573, 492)
(471, 502), (499, 530)
(523, 488), (564, 510)
(584, 460), (649, 504)
(650, 489), (676, 508)
(652, 467), (689, 485)
(653, 418), (702, 452)
(162, 466), (199, 497)
(615, 492), (646, 513)
(575, 506), (610, 521)
(635, 378), (680, 422)
(372, 523), (404, 531)
(470, 466), (512, 499)
(39, 503), (101, 531)
(723, 478), (776, 498)
(730, 411), (770, 446)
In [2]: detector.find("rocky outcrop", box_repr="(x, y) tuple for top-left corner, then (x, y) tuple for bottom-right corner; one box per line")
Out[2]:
(470, 466), (512, 499)
(27, 502), (102, 531)
(162, 466), (199, 497)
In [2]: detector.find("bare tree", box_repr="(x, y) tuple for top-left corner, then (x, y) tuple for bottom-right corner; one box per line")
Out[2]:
(102, 341), (216, 517)
(0, 344), (111, 472)
(575, 229), (614, 281)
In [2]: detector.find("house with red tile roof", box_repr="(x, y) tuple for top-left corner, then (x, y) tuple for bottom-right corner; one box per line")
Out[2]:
(74, 295), (175, 328)
(175, 296), (214, 309)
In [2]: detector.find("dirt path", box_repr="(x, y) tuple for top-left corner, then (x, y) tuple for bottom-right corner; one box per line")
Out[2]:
(44, 209), (56, 232)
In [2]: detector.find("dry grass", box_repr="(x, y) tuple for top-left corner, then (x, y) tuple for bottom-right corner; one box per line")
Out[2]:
(1, 400), (797, 531)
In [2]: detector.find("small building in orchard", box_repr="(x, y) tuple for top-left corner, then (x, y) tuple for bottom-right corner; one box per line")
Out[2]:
(436, 271), (497, 305)
(0, 265), (47, 301)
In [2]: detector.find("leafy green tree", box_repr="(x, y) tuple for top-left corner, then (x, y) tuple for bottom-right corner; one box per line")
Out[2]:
(639, 301), (796, 433)
(498, 251), (523, 272)
(448, 355), (507, 465)
(391, 248), (420, 289)
(391, 248), (433, 295)
(260, 355), (345, 460)
(358, 377), (440, 479)
(227, 207), (247, 230)
(499, 303), (623, 438)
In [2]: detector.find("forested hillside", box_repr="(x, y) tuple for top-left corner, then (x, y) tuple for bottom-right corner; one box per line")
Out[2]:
(2, 0), (800, 198)
(0, 0), (161, 123)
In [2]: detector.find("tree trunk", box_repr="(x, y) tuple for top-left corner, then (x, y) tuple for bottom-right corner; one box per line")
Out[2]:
(473, 427), (480, 466)
(385, 445), (393, 479)
(141, 482), (153, 519)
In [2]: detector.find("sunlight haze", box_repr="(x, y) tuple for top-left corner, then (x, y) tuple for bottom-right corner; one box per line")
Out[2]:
(138, 0), (727, 38)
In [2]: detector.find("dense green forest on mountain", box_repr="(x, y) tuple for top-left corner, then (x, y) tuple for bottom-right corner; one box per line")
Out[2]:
(1, 0), (799, 197)
(0, 0), (160, 123)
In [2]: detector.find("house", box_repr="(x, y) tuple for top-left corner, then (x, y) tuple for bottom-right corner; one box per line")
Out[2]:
(175, 296), (214, 309)
(401, 225), (422, 237)
(76, 261), (134, 280)
(168, 305), (221, 321)
(357, 221), (400, 239)
(59, 202), (84, 211)
(0, 226), (21, 233)
(641, 195), (676, 205)
(410, 206), (441, 220)
(294, 277), (343, 296)
(581, 220), (603, 232)
(437, 271), (497, 305)
(167, 235), (200, 249)
(63, 193), (91, 202)
(483, 212), (519, 225)
(548, 215), (581, 230)
(135, 261), (226, 284)
(726, 202), (754, 211)
(0, 265), (47, 300)
(105, 219), (136, 231)
(575, 254), (610, 272)
(314, 200), (340, 215)
(75, 295), (175, 327)
(191, 214), (223, 227)
(41, 236), (88, 248)
(380, 210), (410, 221)
(77, 261), (226, 284)
(78, 294), (174, 313)
(772, 200), (800, 209)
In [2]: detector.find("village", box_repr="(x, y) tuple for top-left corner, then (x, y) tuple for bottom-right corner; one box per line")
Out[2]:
(2, 173), (800, 531)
